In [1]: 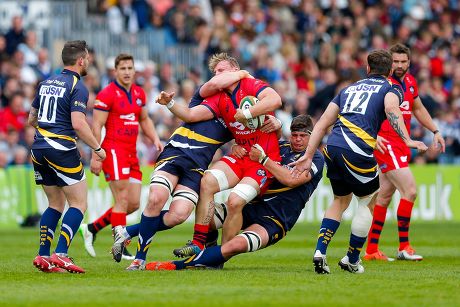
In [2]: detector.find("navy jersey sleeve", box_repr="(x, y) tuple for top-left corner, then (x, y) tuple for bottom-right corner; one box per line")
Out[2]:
(309, 150), (325, 179)
(70, 82), (89, 114)
(331, 90), (342, 107)
(189, 85), (204, 107)
(389, 84), (404, 104)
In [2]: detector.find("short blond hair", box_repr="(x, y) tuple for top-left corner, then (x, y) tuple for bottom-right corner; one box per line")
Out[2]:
(208, 52), (240, 73)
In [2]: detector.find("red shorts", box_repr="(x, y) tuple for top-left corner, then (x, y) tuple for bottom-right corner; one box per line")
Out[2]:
(221, 155), (273, 193)
(102, 147), (142, 182)
(374, 143), (411, 174)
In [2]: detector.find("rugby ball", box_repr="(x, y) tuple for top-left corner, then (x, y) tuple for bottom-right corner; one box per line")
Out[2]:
(239, 96), (265, 130)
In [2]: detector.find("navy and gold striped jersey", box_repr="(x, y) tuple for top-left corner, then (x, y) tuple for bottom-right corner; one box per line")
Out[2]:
(165, 87), (233, 170)
(31, 69), (89, 150)
(327, 75), (403, 156)
(260, 141), (325, 231)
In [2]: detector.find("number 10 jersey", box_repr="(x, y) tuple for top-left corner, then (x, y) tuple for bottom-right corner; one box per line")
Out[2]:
(31, 69), (89, 151)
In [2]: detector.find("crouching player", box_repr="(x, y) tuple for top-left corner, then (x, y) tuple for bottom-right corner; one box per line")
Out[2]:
(145, 115), (325, 270)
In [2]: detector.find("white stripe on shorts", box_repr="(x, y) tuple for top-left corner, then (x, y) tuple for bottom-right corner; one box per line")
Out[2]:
(111, 149), (119, 180)
(387, 144), (400, 169)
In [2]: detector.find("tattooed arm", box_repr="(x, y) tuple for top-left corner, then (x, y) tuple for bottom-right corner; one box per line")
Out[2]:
(384, 92), (428, 152)
(28, 107), (39, 127)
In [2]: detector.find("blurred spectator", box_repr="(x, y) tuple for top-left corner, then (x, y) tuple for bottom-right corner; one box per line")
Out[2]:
(0, 92), (27, 134)
(17, 31), (39, 66)
(5, 16), (25, 55)
(107, 0), (139, 34)
(32, 48), (52, 81)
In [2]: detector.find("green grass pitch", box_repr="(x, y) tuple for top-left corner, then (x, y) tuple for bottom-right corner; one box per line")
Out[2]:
(1, 221), (459, 306)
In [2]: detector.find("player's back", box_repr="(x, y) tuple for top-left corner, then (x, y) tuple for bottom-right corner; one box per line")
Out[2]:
(32, 69), (89, 150)
(327, 75), (403, 155)
(166, 89), (233, 170)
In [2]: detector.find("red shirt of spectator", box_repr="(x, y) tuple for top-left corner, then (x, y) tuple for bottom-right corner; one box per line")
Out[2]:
(93, 81), (146, 152)
(0, 93), (27, 133)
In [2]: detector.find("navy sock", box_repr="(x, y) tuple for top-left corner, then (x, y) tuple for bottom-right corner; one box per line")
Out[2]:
(55, 207), (83, 255)
(347, 233), (367, 263)
(126, 224), (140, 238)
(173, 245), (226, 270)
(38, 207), (62, 256)
(157, 210), (172, 231)
(315, 218), (340, 255)
(135, 214), (160, 261)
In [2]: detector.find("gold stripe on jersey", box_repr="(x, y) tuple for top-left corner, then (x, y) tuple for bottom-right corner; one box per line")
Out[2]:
(264, 215), (286, 237)
(154, 155), (179, 168)
(31, 152), (42, 165)
(171, 127), (223, 145)
(37, 128), (76, 143)
(45, 158), (83, 173)
(71, 75), (78, 93)
(342, 155), (377, 174)
(322, 147), (331, 161)
(265, 186), (292, 194)
(191, 168), (205, 175)
(338, 115), (376, 148)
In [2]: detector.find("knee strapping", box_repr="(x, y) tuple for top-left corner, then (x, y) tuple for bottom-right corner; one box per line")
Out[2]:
(231, 184), (258, 203)
(205, 169), (229, 191)
(237, 231), (262, 252)
(150, 174), (173, 194)
(172, 189), (198, 206)
(352, 192), (377, 237)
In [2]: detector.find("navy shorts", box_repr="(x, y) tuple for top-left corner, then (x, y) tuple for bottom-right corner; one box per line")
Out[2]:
(31, 148), (85, 187)
(242, 202), (286, 247)
(323, 145), (379, 197)
(153, 146), (203, 194)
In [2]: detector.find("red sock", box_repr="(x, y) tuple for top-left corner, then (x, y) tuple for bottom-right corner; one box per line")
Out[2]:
(191, 224), (209, 250)
(397, 198), (414, 250)
(90, 207), (113, 232)
(366, 204), (387, 254)
(111, 211), (127, 227)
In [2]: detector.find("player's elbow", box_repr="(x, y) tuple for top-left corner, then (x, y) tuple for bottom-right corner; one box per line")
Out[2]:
(71, 118), (87, 133)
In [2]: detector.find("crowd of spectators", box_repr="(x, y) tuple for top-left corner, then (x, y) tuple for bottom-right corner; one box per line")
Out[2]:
(1, 0), (460, 169)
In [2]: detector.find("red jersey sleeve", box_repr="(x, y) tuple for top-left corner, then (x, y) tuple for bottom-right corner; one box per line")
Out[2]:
(240, 78), (269, 98)
(201, 93), (223, 118)
(94, 86), (113, 111)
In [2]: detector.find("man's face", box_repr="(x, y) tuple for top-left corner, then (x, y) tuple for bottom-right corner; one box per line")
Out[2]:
(214, 60), (238, 75)
(392, 53), (410, 78)
(290, 131), (310, 152)
(116, 59), (135, 87)
(80, 50), (90, 77)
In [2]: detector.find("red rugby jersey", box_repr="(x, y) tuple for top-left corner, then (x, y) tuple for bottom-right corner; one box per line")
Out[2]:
(94, 81), (146, 151)
(378, 73), (418, 145)
(203, 78), (280, 161)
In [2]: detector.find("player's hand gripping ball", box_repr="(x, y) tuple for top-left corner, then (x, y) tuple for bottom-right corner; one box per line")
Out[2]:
(239, 96), (265, 130)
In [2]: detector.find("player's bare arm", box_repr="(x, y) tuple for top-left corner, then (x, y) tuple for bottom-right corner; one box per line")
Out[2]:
(234, 87), (282, 123)
(250, 144), (312, 187)
(139, 107), (164, 152)
(200, 70), (252, 98)
(291, 103), (339, 177)
(71, 111), (106, 161)
(27, 106), (38, 127)
(412, 97), (446, 152)
(156, 91), (214, 123)
(384, 92), (428, 152)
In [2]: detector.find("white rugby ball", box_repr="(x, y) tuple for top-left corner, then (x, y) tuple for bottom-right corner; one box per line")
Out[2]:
(239, 96), (265, 130)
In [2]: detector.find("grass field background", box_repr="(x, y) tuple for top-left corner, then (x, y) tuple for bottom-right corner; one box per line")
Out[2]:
(1, 221), (459, 306)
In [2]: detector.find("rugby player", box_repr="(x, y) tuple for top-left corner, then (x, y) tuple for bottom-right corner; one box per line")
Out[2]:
(30, 40), (106, 274)
(291, 49), (428, 274)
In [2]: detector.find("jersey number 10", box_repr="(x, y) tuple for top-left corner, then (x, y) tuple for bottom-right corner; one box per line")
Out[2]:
(37, 85), (66, 124)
